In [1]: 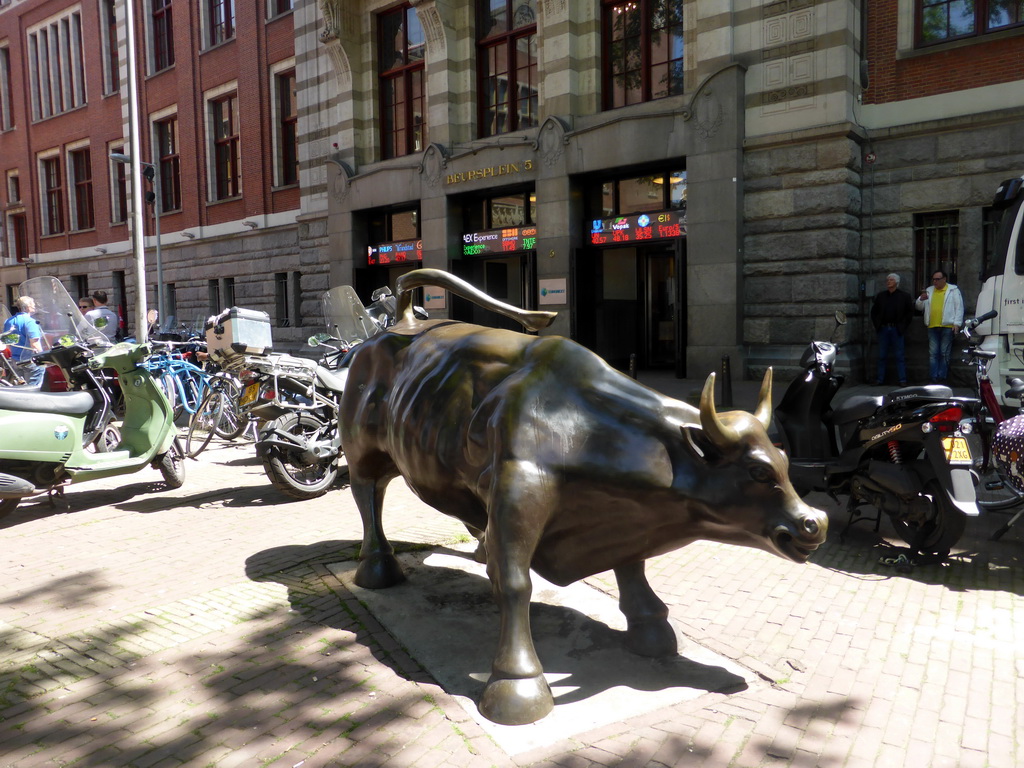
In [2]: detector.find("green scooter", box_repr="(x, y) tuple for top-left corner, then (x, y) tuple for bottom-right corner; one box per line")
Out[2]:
(0, 277), (184, 520)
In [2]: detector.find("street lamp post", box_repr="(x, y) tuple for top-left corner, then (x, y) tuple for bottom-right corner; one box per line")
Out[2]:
(111, 153), (164, 328)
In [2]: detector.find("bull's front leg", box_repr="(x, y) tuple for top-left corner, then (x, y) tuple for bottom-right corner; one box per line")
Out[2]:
(479, 460), (554, 726)
(352, 473), (406, 590)
(614, 560), (678, 657)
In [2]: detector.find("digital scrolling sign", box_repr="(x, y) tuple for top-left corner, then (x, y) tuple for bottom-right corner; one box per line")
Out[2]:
(367, 239), (423, 266)
(589, 211), (686, 245)
(462, 226), (538, 257)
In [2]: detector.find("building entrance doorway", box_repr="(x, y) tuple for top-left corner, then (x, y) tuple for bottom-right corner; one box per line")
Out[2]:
(452, 253), (535, 331)
(575, 240), (686, 375)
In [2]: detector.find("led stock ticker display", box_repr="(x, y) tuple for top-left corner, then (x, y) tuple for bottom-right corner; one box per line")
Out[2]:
(367, 239), (423, 266)
(462, 226), (538, 256)
(589, 211), (686, 245)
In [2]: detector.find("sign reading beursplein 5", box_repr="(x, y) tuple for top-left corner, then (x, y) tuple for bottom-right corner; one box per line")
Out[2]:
(446, 160), (534, 185)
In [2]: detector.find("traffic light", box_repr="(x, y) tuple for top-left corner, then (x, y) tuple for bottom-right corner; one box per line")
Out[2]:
(142, 165), (156, 206)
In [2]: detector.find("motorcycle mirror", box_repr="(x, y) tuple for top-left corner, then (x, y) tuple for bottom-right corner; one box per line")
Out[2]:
(57, 334), (76, 348)
(307, 332), (331, 347)
(834, 310), (847, 326)
(147, 309), (159, 325)
(371, 286), (393, 301)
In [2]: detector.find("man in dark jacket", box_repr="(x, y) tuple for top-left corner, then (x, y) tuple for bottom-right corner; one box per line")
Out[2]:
(870, 272), (914, 386)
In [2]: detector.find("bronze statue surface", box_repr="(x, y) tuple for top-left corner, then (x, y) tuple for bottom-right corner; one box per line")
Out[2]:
(339, 268), (827, 725)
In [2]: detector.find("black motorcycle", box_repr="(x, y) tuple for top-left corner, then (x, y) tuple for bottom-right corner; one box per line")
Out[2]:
(774, 312), (980, 556)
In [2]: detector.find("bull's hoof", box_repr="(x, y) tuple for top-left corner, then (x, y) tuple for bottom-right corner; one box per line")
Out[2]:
(472, 539), (487, 564)
(479, 675), (554, 725)
(354, 553), (406, 590)
(625, 618), (678, 658)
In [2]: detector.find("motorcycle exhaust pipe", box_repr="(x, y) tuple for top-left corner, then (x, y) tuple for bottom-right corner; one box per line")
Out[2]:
(0, 473), (36, 499)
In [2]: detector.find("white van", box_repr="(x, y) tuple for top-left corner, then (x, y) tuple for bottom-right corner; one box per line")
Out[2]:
(974, 174), (1024, 407)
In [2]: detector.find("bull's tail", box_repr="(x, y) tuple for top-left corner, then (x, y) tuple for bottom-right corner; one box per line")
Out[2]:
(395, 268), (557, 332)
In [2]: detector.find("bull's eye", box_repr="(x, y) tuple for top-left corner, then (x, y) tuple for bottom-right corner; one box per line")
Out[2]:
(749, 464), (775, 484)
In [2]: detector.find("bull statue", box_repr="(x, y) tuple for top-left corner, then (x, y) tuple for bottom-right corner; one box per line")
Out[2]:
(339, 268), (828, 726)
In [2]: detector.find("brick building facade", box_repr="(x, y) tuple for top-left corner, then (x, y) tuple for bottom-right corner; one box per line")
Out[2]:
(0, 0), (335, 347)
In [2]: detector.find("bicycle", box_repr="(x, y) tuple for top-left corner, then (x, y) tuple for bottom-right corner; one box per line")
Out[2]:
(959, 310), (1024, 538)
(185, 372), (248, 457)
(145, 341), (246, 438)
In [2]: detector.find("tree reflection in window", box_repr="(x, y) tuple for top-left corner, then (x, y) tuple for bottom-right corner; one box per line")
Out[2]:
(603, 0), (685, 108)
(478, 1), (538, 137)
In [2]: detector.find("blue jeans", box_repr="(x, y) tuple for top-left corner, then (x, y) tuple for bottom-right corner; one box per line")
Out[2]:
(927, 326), (954, 382)
(876, 326), (907, 383)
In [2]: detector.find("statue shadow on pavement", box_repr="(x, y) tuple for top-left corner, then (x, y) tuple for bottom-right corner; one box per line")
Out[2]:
(245, 540), (750, 728)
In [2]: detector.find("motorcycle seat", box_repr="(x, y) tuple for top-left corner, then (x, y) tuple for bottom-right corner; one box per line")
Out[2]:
(315, 366), (349, 393)
(881, 384), (953, 408)
(832, 395), (882, 425)
(0, 388), (98, 416)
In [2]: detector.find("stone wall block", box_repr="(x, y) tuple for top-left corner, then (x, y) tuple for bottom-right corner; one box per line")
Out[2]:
(745, 188), (795, 220)
(792, 184), (859, 217)
(875, 136), (938, 169)
(767, 145), (821, 174)
(899, 178), (971, 211)
(936, 125), (1011, 162)
(744, 318), (770, 344)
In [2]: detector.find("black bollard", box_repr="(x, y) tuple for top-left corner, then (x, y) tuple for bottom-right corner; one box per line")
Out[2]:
(629, 353), (637, 380)
(719, 354), (733, 407)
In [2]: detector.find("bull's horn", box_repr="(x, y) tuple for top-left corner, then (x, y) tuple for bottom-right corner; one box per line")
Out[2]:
(753, 368), (773, 431)
(699, 372), (738, 450)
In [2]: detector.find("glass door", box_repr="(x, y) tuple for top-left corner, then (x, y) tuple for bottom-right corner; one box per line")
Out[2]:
(645, 250), (676, 368)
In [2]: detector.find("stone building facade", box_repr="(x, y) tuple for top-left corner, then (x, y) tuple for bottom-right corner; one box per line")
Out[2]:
(310, 0), (1024, 382)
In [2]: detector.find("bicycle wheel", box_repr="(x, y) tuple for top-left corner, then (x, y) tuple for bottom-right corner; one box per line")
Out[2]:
(157, 372), (181, 421)
(186, 391), (225, 458)
(213, 379), (249, 440)
(180, 371), (203, 418)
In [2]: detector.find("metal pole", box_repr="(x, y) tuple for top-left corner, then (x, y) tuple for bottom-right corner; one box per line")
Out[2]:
(153, 163), (164, 324)
(122, 0), (148, 342)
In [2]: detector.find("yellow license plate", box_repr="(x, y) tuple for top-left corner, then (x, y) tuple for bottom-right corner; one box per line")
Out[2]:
(239, 383), (260, 406)
(942, 436), (972, 465)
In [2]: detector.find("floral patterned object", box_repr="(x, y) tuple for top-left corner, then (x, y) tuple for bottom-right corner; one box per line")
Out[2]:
(991, 414), (1024, 492)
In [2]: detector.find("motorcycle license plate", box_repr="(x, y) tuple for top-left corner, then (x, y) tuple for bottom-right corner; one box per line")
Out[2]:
(942, 436), (972, 465)
(240, 383), (260, 407)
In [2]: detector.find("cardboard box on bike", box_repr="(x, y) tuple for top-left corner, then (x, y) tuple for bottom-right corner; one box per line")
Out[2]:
(205, 307), (273, 358)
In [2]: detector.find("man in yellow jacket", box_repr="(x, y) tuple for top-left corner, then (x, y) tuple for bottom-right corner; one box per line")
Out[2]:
(915, 270), (964, 384)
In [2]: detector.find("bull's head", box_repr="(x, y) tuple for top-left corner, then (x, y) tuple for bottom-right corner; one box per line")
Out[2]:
(685, 368), (828, 563)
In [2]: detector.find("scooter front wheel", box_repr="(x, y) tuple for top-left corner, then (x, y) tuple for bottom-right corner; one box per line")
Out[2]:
(156, 438), (186, 489)
(891, 478), (966, 555)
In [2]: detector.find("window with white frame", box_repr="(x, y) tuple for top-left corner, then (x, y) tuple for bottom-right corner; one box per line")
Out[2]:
(271, 63), (298, 187)
(68, 145), (94, 231)
(100, 0), (119, 93)
(39, 152), (65, 235)
(0, 43), (13, 130)
(109, 143), (128, 223)
(270, 0), (293, 17)
(206, 86), (240, 200)
(151, 0), (174, 73)
(203, 0), (235, 49)
(27, 8), (87, 121)
(153, 113), (181, 211)
(6, 170), (20, 204)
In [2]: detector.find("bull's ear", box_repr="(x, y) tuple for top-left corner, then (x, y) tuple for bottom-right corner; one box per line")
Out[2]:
(680, 425), (722, 463)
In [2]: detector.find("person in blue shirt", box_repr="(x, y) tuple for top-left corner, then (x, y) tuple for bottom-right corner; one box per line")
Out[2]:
(2, 296), (44, 387)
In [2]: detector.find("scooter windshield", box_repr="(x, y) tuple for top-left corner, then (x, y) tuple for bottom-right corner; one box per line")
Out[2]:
(18, 276), (108, 348)
(321, 286), (380, 346)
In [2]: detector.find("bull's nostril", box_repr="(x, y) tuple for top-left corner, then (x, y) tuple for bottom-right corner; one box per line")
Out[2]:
(802, 518), (819, 536)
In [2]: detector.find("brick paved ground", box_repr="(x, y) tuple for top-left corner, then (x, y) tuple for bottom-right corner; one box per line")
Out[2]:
(1, 414), (1021, 767)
